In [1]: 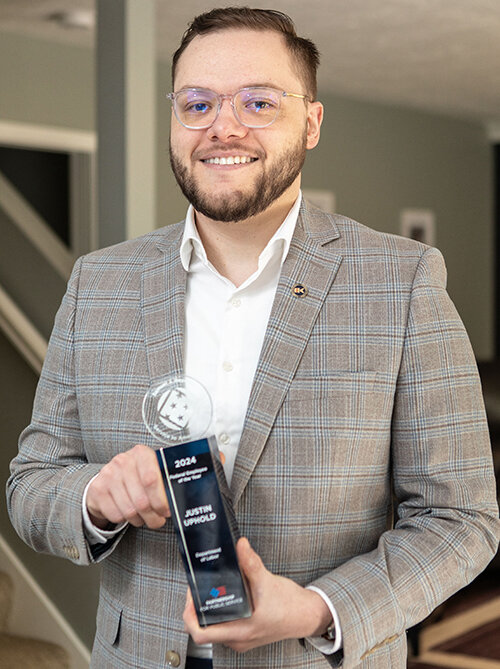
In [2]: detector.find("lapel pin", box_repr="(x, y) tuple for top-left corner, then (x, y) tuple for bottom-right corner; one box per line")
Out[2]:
(292, 283), (308, 297)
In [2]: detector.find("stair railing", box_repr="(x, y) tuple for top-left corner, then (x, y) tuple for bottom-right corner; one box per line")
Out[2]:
(0, 283), (47, 375)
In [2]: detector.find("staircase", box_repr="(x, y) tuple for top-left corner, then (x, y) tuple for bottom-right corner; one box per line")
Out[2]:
(0, 151), (93, 668)
(0, 571), (69, 668)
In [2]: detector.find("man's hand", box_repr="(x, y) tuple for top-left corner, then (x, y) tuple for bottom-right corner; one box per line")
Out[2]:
(183, 537), (332, 652)
(86, 444), (170, 530)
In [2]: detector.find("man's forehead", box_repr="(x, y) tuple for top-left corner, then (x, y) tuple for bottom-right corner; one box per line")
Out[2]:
(174, 28), (297, 89)
(180, 26), (287, 52)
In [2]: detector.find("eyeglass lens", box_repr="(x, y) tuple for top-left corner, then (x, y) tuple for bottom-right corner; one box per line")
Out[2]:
(174, 88), (281, 128)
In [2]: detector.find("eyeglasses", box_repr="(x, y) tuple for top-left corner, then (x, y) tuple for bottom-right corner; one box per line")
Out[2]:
(167, 86), (309, 130)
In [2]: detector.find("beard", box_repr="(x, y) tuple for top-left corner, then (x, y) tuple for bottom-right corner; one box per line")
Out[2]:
(169, 131), (307, 223)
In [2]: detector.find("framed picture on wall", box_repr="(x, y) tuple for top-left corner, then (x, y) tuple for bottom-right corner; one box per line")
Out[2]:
(400, 209), (436, 246)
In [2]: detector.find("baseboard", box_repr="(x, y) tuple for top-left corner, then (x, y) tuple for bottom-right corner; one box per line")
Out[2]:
(0, 534), (91, 669)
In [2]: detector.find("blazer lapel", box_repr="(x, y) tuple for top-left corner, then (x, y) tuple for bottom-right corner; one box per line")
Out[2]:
(231, 204), (344, 505)
(141, 226), (186, 384)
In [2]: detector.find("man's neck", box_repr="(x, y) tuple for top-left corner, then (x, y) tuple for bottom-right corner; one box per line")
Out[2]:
(193, 191), (298, 287)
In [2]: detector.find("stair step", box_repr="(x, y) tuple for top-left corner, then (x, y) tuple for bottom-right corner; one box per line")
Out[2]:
(0, 632), (69, 668)
(0, 572), (13, 632)
(0, 571), (70, 667)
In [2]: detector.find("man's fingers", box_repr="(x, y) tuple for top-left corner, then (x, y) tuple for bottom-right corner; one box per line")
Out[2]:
(183, 588), (198, 631)
(122, 466), (167, 527)
(136, 450), (171, 519)
(118, 447), (169, 527)
(183, 540), (263, 649)
(91, 488), (137, 527)
(87, 444), (170, 529)
(101, 479), (144, 526)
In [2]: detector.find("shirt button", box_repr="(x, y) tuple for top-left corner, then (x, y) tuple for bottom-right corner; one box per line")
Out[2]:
(220, 433), (230, 445)
(231, 297), (241, 308)
(165, 650), (180, 667)
(222, 361), (233, 372)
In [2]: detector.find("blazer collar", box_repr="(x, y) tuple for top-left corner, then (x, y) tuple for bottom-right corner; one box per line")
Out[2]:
(142, 222), (186, 384)
(231, 200), (343, 504)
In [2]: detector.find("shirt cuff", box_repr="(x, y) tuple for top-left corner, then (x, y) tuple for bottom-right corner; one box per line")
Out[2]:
(305, 585), (343, 654)
(82, 474), (128, 546)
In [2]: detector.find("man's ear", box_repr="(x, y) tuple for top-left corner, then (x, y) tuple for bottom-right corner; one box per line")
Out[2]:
(306, 101), (323, 150)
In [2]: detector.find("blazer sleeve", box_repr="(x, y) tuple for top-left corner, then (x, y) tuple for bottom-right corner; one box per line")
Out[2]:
(6, 257), (122, 566)
(308, 247), (500, 668)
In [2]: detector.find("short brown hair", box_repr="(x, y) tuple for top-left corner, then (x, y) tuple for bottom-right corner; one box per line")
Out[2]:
(172, 7), (320, 100)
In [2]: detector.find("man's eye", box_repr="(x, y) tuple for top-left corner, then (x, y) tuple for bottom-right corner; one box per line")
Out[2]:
(246, 99), (276, 112)
(185, 101), (211, 114)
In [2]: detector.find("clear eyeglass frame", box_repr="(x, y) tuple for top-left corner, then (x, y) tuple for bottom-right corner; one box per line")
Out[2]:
(167, 86), (309, 130)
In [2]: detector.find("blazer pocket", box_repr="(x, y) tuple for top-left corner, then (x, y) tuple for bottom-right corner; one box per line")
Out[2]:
(284, 371), (380, 415)
(279, 371), (389, 467)
(286, 370), (378, 391)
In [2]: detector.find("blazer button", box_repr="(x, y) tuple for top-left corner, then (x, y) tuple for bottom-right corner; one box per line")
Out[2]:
(63, 546), (79, 560)
(165, 650), (181, 667)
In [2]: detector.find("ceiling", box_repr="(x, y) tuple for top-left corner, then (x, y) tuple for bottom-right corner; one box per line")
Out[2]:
(1, 0), (500, 130)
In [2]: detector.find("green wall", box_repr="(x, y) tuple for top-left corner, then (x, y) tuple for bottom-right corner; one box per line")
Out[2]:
(0, 30), (495, 652)
(0, 32), (95, 131)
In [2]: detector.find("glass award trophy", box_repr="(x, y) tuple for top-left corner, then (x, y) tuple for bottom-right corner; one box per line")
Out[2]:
(142, 376), (251, 626)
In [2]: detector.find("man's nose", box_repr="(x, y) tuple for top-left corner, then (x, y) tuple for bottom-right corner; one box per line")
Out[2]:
(207, 98), (248, 141)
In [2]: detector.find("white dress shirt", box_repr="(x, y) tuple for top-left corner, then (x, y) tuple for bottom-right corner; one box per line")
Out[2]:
(83, 193), (341, 657)
(180, 199), (298, 487)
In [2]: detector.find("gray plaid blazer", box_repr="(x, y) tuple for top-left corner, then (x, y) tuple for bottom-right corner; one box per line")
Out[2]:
(8, 200), (499, 668)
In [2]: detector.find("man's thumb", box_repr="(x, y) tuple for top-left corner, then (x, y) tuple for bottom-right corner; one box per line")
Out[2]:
(236, 537), (264, 581)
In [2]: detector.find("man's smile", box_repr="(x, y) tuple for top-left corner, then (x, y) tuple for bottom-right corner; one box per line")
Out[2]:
(201, 155), (258, 165)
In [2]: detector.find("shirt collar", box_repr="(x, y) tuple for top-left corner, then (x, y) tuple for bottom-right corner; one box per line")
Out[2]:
(180, 192), (302, 272)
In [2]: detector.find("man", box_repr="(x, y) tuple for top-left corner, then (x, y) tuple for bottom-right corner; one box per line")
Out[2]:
(7, 7), (499, 669)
